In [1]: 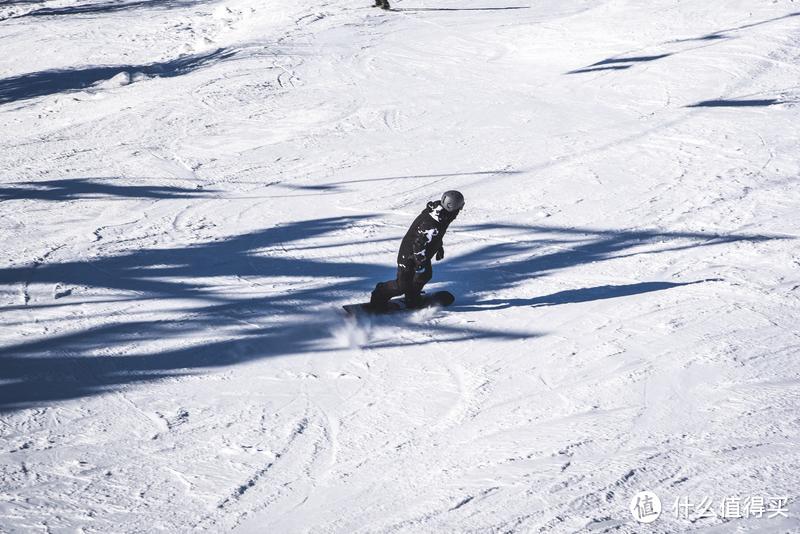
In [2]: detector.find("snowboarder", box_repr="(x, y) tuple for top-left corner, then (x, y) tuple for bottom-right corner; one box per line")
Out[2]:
(373, 0), (391, 10)
(369, 190), (465, 310)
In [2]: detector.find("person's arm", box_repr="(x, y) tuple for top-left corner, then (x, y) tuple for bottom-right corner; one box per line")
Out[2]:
(412, 224), (438, 268)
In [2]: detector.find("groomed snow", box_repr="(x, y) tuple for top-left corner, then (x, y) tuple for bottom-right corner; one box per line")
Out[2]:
(1, 0), (799, 532)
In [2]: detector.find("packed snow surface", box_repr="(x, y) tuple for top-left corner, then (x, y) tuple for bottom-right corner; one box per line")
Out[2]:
(1, 0), (800, 532)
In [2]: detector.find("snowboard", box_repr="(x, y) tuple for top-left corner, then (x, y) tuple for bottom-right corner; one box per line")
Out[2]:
(343, 291), (455, 316)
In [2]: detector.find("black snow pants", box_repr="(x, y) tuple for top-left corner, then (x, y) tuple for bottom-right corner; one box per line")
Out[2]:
(371, 262), (432, 306)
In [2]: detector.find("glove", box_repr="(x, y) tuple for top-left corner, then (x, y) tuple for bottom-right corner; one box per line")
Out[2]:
(435, 246), (444, 261)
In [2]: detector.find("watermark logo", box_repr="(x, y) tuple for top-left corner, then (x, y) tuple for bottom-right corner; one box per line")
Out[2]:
(628, 492), (791, 524)
(630, 491), (662, 524)
(673, 495), (790, 521)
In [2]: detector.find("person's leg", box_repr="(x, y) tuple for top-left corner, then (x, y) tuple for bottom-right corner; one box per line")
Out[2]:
(404, 263), (432, 307)
(370, 266), (412, 307)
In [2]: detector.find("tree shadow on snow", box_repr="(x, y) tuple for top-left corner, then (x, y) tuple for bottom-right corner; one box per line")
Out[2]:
(686, 99), (783, 108)
(0, 178), (216, 201)
(566, 54), (671, 75)
(393, 6), (529, 12)
(6, 0), (209, 18)
(456, 280), (715, 311)
(566, 11), (800, 75)
(673, 11), (800, 43)
(267, 170), (522, 198)
(0, 215), (527, 412)
(439, 223), (785, 308)
(0, 0), (45, 5)
(0, 217), (787, 412)
(0, 48), (235, 105)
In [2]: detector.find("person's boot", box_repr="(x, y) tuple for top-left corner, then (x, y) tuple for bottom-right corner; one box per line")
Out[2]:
(373, 0), (390, 9)
(369, 283), (390, 311)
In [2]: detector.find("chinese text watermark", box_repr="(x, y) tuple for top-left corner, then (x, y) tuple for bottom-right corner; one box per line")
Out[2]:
(630, 492), (790, 523)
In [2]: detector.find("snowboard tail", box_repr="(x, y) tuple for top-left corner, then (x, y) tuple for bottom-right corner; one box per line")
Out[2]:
(343, 291), (455, 316)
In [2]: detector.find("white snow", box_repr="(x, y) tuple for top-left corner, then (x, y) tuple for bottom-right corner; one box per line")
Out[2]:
(1, 0), (800, 532)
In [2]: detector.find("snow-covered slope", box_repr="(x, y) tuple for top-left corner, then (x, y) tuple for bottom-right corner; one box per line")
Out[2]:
(1, 0), (799, 531)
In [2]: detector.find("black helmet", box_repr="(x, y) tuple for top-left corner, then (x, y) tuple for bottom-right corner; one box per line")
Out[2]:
(441, 190), (465, 213)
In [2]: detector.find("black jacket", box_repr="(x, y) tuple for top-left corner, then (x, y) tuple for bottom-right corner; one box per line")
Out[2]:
(397, 201), (456, 269)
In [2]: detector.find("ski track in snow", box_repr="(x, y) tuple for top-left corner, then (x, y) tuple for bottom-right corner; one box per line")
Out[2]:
(2, 0), (800, 532)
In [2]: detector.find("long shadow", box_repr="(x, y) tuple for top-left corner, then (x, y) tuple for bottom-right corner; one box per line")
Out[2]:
(687, 99), (781, 108)
(456, 280), (713, 311)
(567, 65), (632, 75)
(439, 223), (786, 301)
(0, 216), (377, 299)
(591, 54), (673, 66)
(329, 170), (522, 185)
(676, 11), (800, 42)
(20, 0), (205, 17)
(567, 11), (800, 75)
(0, 48), (235, 105)
(0, 0), (44, 5)
(275, 170), (522, 198)
(691, 34), (728, 42)
(567, 53), (671, 75)
(0, 178), (216, 201)
(0, 215), (528, 411)
(393, 6), (529, 11)
(265, 170), (521, 198)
